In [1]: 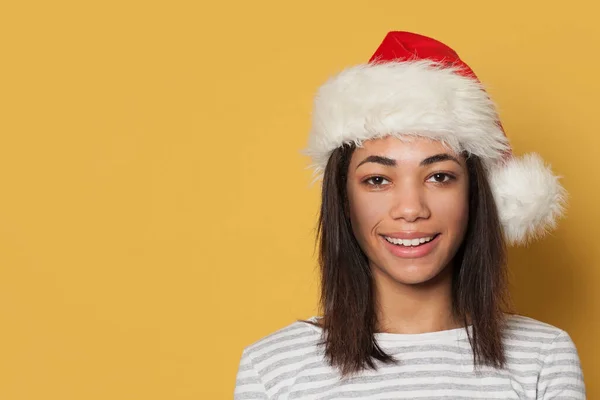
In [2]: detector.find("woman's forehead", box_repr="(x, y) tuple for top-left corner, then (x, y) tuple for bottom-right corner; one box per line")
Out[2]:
(351, 135), (462, 163)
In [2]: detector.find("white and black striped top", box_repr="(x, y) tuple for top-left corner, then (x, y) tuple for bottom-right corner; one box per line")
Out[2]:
(234, 314), (585, 399)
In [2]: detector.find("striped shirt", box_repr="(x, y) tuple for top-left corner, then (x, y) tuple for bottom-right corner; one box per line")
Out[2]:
(234, 314), (585, 399)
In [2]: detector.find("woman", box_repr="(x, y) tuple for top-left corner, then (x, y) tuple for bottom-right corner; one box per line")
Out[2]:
(234, 31), (586, 399)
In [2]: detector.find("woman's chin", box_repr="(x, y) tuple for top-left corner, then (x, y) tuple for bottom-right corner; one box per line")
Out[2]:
(379, 262), (450, 286)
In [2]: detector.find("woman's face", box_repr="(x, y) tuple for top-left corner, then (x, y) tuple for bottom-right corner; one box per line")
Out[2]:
(346, 135), (469, 286)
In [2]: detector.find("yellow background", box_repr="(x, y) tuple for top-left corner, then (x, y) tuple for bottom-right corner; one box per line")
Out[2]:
(0, 1), (598, 398)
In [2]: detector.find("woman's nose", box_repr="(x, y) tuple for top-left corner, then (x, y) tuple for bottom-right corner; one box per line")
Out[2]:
(388, 184), (431, 222)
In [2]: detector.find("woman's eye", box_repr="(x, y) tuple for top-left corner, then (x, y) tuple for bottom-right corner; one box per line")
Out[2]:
(364, 176), (390, 187)
(427, 173), (455, 184)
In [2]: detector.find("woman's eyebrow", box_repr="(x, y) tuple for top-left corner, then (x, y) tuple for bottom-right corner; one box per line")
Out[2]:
(356, 153), (460, 170)
(355, 155), (396, 170)
(420, 153), (460, 166)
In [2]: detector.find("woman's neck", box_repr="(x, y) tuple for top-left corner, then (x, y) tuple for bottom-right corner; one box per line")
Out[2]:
(372, 263), (461, 334)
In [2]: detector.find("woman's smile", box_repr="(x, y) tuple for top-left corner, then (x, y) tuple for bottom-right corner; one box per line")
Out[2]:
(380, 232), (441, 259)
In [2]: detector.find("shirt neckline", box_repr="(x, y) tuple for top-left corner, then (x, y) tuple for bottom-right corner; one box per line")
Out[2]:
(306, 316), (473, 343)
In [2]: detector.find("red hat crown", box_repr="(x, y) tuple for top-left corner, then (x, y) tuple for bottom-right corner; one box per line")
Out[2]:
(369, 31), (479, 81)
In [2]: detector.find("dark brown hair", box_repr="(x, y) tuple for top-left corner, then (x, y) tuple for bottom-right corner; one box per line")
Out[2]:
(299, 142), (513, 378)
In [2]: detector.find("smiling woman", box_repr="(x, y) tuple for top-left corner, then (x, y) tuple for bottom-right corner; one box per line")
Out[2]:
(234, 31), (585, 399)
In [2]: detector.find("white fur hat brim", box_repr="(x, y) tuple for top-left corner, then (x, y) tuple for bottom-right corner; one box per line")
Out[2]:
(303, 60), (511, 177)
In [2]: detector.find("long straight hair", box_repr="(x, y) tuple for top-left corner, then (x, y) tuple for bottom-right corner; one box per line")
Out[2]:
(300, 142), (513, 378)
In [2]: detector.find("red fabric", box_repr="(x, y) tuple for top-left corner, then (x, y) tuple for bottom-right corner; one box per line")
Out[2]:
(368, 31), (478, 81)
(368, 31), (510, 150)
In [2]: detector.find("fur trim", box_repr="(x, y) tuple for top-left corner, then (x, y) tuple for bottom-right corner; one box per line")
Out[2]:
(489, 153), (567, 245)
(302, 59), (510, 181)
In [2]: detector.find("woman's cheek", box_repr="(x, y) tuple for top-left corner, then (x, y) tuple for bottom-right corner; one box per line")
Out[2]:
(350, 192), (389, 233)
(430, 189), (469, 232)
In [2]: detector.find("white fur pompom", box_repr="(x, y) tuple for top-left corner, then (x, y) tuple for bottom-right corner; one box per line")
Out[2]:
(489, 153), (567, 245)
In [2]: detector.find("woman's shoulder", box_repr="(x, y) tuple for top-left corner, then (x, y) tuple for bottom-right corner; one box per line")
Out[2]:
(503, 312), (581, 361)
(503, 312), (569, 337)
(234, 317), (324, 398)
(503, 313), (585, 396)
(241, 316), (322, 359)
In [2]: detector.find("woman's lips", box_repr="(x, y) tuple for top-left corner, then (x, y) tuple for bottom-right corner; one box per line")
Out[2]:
(380, 233), (441, 259)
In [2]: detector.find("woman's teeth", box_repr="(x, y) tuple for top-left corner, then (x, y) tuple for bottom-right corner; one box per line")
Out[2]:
(384, 235), (435, 247)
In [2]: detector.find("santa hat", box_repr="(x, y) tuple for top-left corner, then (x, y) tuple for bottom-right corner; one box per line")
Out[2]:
(302, 31), (567, 245)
